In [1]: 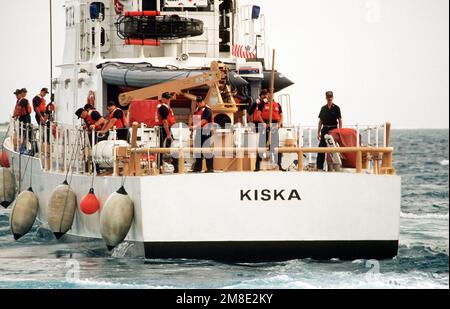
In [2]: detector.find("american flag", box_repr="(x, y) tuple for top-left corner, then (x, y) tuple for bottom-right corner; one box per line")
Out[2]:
(232, 44), (256, 59)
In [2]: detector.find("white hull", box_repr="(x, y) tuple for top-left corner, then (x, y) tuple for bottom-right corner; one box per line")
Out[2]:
(4, 138), (401, 261)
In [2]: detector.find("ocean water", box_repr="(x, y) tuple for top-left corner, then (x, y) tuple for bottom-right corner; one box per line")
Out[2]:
(0, 129), (448, 289)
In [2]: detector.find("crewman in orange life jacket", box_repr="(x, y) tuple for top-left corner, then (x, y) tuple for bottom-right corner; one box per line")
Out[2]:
(156, 92), (179, 173)
(255, 91), (284, 172)
(32, 88), (49, 126)
(13, 89), (31, 124)
(13, 88), (33, 146)
(75, 104), (105, 145)
(248, 89), (269, 128)
(191, 96), (214, 173)
(98, 101), (128, 141)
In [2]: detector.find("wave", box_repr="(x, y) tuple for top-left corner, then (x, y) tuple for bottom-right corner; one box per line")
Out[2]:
(400, 212), (449, 220)
(440, 160), (449, 166)
(69, 278), (175, 289)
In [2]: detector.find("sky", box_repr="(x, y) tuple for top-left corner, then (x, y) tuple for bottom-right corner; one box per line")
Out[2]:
(0, 0), (448, 128)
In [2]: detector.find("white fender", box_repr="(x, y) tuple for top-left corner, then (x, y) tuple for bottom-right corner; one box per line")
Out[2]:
(100, 186), (134, 251)
(10, 188), (39, 240)
(47, 181), (77, 239)
(0, 167), (16, 208)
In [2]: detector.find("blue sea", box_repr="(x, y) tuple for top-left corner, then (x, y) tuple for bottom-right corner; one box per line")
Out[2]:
(0, 129), (448, 289)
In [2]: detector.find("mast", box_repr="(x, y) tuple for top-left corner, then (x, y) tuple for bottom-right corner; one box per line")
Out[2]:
(49, 0), (53, 100)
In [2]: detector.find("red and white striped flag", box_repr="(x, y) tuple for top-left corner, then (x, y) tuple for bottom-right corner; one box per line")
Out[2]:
(232, 44), (256, 59)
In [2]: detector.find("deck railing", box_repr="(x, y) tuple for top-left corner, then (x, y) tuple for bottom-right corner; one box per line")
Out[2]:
(7, 119), (395, 177)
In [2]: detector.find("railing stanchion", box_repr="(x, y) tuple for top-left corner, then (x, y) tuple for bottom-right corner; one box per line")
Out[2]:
(38, 124), (43, 167)
(55, 124), (60, 172)
(366, 127), (372, 171)
(236, 123), (243, 172)
(44, 125), (48, 170)
(178, 123), (185, 174)
(308, 128), (312, 166)
(49, 123), (53, 172)
(64, 129), (68, 173)
(91, 130), (96, 175)
(298, 151), (304, 172)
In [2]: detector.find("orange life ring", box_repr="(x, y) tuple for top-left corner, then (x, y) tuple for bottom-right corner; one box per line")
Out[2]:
(114, 0), (124, 15)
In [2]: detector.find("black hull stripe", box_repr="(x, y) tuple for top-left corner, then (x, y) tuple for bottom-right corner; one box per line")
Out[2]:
(144, 241), (399, 262)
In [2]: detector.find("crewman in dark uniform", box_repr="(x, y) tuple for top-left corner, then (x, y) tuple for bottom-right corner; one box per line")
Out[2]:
(156, 92), (178, 173)
(255, 92), (284, 172)
(32, 88), (49, 126)
(42, 94), (56, 145)
(98, 101), (128, 141)
(316, 91), (343, 171)
(45, 94), (56, 124)
(191, 96), (214, 173)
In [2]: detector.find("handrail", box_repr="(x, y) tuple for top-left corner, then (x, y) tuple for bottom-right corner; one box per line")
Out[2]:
(7, 119), (395, 177)
(120, 146), (395, 176)
(129, 146), (393, 155)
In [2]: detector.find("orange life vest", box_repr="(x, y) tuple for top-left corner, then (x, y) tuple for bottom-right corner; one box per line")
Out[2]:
(38, 97), (46, 113)
(85, 110), (103, 131)
(155, 103), (176, 127)
(261, 101), (281, 122)
(194, 106), (214, 128)
(108, 107), (128, 129)
(252, 99), (266, 122)
(17, 99), (32, 117)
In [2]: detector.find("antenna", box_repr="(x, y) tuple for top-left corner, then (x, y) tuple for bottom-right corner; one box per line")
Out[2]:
(49, 0), (53, 100)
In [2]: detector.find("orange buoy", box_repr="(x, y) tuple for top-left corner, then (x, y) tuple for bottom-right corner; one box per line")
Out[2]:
(80, 188), (100, 215)
(0, 150), (9, 168)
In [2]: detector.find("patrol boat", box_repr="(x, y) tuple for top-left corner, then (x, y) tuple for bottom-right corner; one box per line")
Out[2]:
(1, 0), (401, 262)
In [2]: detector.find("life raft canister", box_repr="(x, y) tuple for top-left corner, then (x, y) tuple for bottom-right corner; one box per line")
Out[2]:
(261, 101), (281, 122)
(155, 103), (176, 127)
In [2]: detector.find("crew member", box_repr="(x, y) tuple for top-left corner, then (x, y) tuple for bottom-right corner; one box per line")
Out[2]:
(248, 89), (268, 127)
(42, 94), (56, 144)
(255, 92), (284, 172)
(13, 88), (32, 146)
(45, 94), (56, 124)
(98, 101), (128, 141)
(76, 105), (105, 144)
(191, 96), (214, 173)
(32, 88), (49, 126)
(316, 91), (343, 171)
(156, 92), (179, 173)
